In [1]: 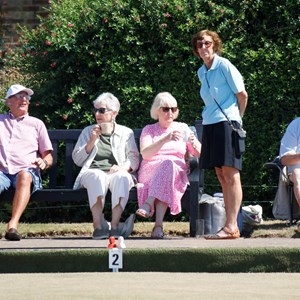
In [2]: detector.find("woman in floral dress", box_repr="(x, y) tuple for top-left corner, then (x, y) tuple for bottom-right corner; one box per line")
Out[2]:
(136, 92), (201, 238)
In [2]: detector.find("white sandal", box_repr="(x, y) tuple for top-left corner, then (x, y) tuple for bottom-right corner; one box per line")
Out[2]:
(136, 202), (151, 218)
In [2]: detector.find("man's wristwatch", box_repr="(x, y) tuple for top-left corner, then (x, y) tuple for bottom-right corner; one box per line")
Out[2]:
(43, 159), (49, 168)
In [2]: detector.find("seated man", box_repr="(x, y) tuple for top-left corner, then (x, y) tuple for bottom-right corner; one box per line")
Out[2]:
(279, 117), (300, 232)
(0, 84), (53, 241)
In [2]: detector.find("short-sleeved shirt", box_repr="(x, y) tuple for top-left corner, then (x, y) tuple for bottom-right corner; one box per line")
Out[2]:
(197, 54), (245, 125)
(280, 117), (300, 172)
(0, 113), (53, 174)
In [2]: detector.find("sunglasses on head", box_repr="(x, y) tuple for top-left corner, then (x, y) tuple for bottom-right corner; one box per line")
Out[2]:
(93, 107), (112, 114)
(161, 107), (178, 113)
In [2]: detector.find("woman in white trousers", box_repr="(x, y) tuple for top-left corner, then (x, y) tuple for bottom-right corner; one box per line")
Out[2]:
(72, 93), (139, 239)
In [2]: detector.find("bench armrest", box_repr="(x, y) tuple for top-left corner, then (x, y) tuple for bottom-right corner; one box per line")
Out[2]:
(264, 156), (290, 182)
(189, 157), (198, 174)
(264, 156), (283, 172)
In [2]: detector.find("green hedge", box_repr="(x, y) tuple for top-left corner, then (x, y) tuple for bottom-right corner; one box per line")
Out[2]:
(1, 0), (300, 218)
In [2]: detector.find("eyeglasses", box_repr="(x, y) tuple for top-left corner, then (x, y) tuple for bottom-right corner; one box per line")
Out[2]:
(197, 40), (212, 49)
(93, 107), (112, 114)
(161, 107), (178, 113)
(14, 94), (31, 101)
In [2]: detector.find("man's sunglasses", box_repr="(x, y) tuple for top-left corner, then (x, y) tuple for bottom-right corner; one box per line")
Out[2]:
(161, 107), (178, 113)
(14, 93), (31, 101)
(93, 107), (112, 114)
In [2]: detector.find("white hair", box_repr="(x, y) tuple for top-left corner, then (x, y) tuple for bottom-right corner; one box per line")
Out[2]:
(150, 92), (179, 120)
(93, 92), (120, 113)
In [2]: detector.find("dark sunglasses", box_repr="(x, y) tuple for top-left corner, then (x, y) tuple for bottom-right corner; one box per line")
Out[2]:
(93, 107), (112, 114)
(161, 107), (178, 113)
(197, 40), (212, 49)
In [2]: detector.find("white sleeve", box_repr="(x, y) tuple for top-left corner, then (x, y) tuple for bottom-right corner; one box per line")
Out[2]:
(280, 118), (300, 157)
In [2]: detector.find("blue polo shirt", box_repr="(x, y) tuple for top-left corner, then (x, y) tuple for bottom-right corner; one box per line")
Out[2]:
(197, 54), (245, 125)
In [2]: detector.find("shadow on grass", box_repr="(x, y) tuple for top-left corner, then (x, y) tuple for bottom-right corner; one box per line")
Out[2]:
(242, 219), (300, 238)
(258, 221), (294, 230)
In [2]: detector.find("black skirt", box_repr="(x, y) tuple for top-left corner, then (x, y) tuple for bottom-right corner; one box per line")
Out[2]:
(199, 121), (243, 171)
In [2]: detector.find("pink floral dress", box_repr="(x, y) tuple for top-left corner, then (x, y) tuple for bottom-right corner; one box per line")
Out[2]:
(137, 121), (195, 215)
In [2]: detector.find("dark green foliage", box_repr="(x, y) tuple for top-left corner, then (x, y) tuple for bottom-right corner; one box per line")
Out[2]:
(2, 0), (300, 217)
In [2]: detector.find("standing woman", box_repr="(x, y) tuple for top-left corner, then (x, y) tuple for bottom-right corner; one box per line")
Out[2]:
(191, 29), (248, 239)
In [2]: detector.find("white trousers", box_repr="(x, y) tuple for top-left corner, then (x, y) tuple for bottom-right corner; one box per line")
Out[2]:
(80, 169), (135, 210)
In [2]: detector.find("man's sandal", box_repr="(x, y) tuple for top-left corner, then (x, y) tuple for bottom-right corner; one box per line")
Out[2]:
(204, 226), (240, 240)
(151, 225), (164, 239)
(135, 202), (151, 219)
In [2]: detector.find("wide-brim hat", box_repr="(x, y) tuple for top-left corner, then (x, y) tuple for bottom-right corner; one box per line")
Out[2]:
(5, 84), (34, 99)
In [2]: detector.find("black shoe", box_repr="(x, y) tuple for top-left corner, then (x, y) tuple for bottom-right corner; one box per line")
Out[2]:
(110, 228), (121, 238)
(92, 228), (109, 240)
(121, 214), (136, 238)
(5, 228), (22, 241)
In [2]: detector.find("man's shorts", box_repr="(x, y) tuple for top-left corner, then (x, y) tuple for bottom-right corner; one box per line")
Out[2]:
(0, 168), (42, 194)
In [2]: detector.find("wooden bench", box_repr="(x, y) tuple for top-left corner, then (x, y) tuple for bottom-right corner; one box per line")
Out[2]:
(0, 122), (204, 237)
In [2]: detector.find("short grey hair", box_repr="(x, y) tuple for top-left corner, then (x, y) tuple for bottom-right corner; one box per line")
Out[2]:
(93, 92), (120, 113)
(150, 92), (179, 120)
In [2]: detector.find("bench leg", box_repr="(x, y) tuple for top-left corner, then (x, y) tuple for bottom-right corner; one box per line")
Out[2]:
(189, 181), (201, 237)
(288, 182), (294, 226)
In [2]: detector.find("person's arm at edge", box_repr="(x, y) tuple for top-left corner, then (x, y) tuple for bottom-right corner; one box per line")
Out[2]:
(236, 90), (248, 118)
(281, 153), (300, 166)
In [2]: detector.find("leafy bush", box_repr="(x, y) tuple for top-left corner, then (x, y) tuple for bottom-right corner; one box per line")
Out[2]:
(1, 0), (300, 217)
(7, 0), (207, 129)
